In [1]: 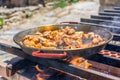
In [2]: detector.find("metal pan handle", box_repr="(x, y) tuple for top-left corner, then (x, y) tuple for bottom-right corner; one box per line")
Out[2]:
(60, 22), (80, 24)
(32, 51), (67, 58)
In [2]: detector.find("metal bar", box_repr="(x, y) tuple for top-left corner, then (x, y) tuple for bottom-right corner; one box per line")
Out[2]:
(81, 18), (120, 24)
(89, 60), (120, 77)
(80, 22), (120, 29)
(104, 9), (120, 13)
(0, 43), (119, 80)
(99, 12), (120, 16)
(81, 18), (108, 24)
(49, 67), (85, 80)
(91, 15), (114, 20)
(114, 7), (120, 10)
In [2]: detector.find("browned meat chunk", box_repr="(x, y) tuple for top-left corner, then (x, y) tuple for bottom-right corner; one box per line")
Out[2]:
(22, 26), (105, 49)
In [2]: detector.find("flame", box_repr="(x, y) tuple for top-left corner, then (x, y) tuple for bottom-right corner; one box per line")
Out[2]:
(35, 65), (44, 73)
(36, 73), (45, 80)
(35, 65), (50, 80)
(69, 56), (92, 69)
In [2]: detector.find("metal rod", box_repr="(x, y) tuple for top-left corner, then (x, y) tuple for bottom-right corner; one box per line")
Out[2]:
(114, 7), (120, 10)
(49, 67), (86, 80)
(0, 43), (119, 80)
(104, 9), (120, 13)
(91, 15), (114, 20)
(99, 12), (120, 16)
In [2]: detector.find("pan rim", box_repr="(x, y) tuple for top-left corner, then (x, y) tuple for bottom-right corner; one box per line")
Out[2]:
(13, 24), (113, 51)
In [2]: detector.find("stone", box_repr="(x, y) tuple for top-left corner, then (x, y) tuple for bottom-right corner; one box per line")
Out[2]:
(10, 11), (24, 17)
(57, 10), (69, 17)
(10, 0), (27, 7)
(28, 0), (39, 5)
(0, 10), (13, 15)
(8, 16), (22, 22)
(0, 15), (7, 19)
(25, 6), (40, 11)
(10, 7), (26, 12)
(38, 4), (43, 8)
(46, 2), (54, 6)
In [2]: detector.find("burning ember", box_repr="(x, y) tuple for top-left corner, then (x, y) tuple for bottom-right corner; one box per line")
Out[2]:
(100, 50), (120, 58)
(34, 64), (85, 80)
(69, 57), (92, 69)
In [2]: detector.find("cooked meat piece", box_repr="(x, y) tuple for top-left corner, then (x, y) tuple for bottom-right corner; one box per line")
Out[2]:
(23, 40), (36, 47)
(64, 26), (76, 35)
(22, 26), (105, 49)
(67, 28), (76, 35)
(42, 41), (57, 47)
(70, 57), (92, 69)
(35, 43), (43, 48)
(88, 32), (95, 38)
(92, 38), (99, 44)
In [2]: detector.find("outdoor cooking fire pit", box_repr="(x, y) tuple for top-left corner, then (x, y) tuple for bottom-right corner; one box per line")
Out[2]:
(0, 6), (120, 80)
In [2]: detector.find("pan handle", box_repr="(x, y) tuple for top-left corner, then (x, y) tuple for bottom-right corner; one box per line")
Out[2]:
(32, 51), (67, 58)
(60, 22), (80, 24)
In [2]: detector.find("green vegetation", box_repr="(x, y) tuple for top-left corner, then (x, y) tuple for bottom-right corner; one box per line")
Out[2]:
(26, 11), (34, 18)
(53, 0), (79, 8)
(71, 0), (79, 3)
(0, 18), (4, 26)
(53, 0), (68, 8)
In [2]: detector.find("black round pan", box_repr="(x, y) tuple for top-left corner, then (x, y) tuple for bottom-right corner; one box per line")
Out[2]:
(13, 23), (113, 59)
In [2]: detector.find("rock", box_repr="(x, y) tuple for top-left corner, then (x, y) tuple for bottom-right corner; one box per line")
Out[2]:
(0, 25), (3, 29)
(38, 4), (43, 8)
(0, 10), (13, 15)
(10, 11), (24, 17)
(0, 15), (7, 19)
(2, 25), (9, 30)
(10, 7), (26, 12)
(10, 0), (27, 7)
(25, 6), (40, 11)
(9, 16), (22, 22)
(57, 10), (69, 17)
(28, 0), (39, 5)
(46, 2), (54, 6)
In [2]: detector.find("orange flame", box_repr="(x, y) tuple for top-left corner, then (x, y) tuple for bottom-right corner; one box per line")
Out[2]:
(69, 56), (92, 69)
(36, 73), (45, 80)
(35, 65), (50, 80)
(35, 65), (44, 73)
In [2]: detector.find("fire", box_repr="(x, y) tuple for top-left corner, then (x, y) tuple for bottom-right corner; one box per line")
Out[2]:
(69, 56), (92, 69)
(36, 73), (44, 80)
(35, 65), (44, 73)
(35, 65), (50, 80)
